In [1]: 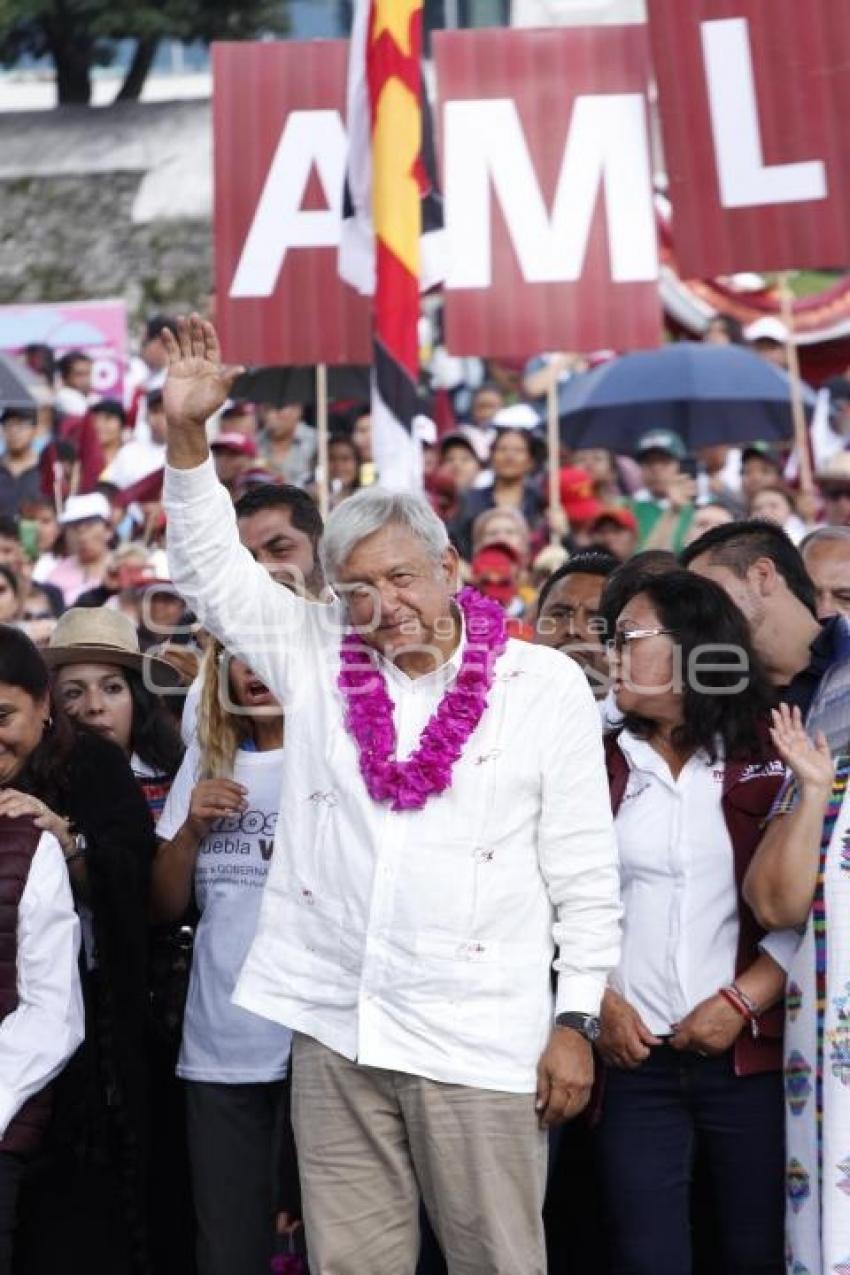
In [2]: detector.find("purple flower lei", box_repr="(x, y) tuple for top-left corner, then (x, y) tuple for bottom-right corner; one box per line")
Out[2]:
(338, 586), (508, 812)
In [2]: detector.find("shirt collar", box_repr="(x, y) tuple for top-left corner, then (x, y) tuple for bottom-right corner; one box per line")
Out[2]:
(618, 727), (720, 786)
(809, 614), (849, 675)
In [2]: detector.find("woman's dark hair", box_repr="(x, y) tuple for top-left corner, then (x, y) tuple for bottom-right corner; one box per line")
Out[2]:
(0, 625), (76, 800)
(616, 570), (775, 761)
(124, 668), (184, 779)
(707, 314), (745, 344)
(328, 433), (362, 490)
(598, 550), (679, 638)
(491, 427), (536, 460)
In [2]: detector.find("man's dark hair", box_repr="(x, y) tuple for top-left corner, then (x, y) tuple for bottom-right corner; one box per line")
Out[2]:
(1, 407), (36, 426)
(144, 314), (179, 343)
(680, 520), (816, 615)
(599, 550), (678, 638)
(91, 398), (126, 424)
(618, 570), (775, 761)
(24, 343), (54, 379)
(537, 550), (619, 616)
(56, 350), (91, 381)
(52, 439), (77, 464)
(234, 483), (324, 549)
(0, 515), (19, 542)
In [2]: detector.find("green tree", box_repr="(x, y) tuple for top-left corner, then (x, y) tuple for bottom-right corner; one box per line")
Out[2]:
(0, 0), (289, 106)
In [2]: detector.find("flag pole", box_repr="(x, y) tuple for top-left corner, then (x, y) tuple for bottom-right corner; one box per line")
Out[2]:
(316, 363), (330, 520)
(779, 273), (815, 495)
(547, 376), (567, 544)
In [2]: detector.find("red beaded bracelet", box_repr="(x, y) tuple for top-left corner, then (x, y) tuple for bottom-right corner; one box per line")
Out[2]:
(719, 985), (761, 1038)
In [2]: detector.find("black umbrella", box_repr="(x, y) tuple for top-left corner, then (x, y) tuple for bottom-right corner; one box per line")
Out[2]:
(230, 364), (370, 408)
(0, 352), (39, 412)
(558, 342), (817, 454)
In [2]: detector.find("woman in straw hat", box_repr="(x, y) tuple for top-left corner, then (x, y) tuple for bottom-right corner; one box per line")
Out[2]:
(44, 606), (184, 817)
(42, 606), (193, 1275)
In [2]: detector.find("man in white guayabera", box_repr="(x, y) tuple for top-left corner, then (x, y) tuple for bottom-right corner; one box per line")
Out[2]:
(162, 315), (622, 1275)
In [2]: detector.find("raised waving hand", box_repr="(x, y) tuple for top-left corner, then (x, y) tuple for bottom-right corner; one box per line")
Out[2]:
(769, 703), (833, 795)
(162, 313), (244, 431)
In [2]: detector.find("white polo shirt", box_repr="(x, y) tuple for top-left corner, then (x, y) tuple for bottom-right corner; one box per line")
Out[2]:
(611, 729), (797, 1036)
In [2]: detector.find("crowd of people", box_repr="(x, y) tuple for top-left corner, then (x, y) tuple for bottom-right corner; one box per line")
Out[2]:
(0, 308), (849, 1273)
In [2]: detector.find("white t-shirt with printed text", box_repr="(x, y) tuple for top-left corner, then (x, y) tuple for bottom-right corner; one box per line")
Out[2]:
(157, 741), (292, 1083)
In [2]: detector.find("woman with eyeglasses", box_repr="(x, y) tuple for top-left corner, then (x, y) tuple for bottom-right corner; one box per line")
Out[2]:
(596, 569), (793, 1274)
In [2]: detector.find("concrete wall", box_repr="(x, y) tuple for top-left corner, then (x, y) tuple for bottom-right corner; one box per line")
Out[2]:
(0, 101), (213, 320)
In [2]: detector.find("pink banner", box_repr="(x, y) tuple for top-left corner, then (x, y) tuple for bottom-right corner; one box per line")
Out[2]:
(0, 299), (128, 400)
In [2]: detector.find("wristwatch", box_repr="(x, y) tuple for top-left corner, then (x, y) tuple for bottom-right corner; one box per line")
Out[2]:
(63, 832), (88, 866)
(555, 1011), (601, 1042)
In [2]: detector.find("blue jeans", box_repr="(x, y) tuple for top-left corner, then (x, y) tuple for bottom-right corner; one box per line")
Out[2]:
(595, 1045), (784, 1275)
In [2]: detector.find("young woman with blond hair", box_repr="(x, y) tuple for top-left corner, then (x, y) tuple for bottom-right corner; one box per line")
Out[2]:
(151, 638), (291, 1275)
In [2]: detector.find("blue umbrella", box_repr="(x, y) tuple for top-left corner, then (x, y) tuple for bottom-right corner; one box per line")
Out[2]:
(558, 342), (817, 454)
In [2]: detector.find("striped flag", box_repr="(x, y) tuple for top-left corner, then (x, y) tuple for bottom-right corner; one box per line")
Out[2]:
(339, 0), (446, 491)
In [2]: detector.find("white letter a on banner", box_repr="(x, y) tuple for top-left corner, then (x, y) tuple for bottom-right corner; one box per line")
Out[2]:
(230, 110), (347, 299)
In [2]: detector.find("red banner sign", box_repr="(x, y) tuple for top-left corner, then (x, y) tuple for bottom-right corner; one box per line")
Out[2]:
(213, 32), (661, 365)
(648, 0), (850, 278)
(214, 16), (850, 366)
(213, 41), (371, 367)
(434, 26), (661, 357)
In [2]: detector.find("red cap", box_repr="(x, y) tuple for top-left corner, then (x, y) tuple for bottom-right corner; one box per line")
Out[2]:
(211, 432), (258, 458)
(590, 506), (638, 533)
(558, 467), (604, 524)
(471, 542), (520, 607)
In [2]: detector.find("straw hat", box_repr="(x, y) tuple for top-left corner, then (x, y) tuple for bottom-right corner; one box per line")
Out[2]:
(43, 607), (185, 688)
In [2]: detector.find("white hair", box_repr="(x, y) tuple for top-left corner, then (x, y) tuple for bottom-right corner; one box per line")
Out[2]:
(800, 525), (850, 556)
(319, 487), (450, 582)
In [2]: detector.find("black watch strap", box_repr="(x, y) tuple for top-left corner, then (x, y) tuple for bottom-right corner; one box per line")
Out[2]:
(555, 1011), (601, 1042)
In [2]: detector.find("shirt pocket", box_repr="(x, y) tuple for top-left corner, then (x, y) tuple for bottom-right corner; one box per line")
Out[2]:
(410, 932), (546, 1041)
(393, 838), (480, 937)
(269, 888), (348, 1006)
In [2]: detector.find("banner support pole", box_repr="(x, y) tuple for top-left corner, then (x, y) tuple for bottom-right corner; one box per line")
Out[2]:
(547, 376), (567, 545)
(779, 274), (815, 495)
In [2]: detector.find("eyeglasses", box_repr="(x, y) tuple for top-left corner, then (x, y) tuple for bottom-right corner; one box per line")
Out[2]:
(605, 627), (673, 655)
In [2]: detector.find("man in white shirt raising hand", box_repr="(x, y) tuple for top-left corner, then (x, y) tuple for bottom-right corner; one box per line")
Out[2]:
(162, 314), (621, 1275)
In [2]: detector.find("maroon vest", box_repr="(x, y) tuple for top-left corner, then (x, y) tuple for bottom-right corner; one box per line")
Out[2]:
(0, 815), (53, 1154)
(605, 733), (785, 1076)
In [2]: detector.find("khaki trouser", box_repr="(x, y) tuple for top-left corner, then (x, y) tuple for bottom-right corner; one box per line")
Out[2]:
(291, 1033), (547, 1275)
